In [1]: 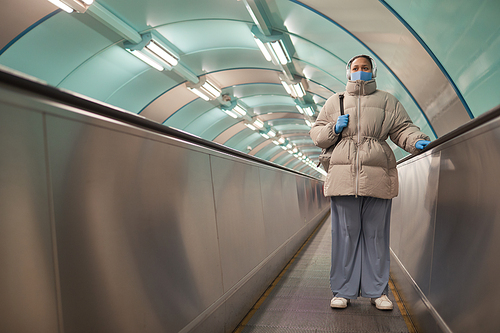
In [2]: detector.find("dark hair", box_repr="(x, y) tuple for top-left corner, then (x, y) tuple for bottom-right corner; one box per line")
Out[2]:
(350, 55), (372, 69)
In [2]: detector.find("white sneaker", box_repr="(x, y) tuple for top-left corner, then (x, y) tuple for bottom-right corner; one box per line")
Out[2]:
(371, 295), (393, 310)
(330, 297), (349, 309)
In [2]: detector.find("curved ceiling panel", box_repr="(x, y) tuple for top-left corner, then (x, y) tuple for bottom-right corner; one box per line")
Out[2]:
(1, 0), (499, 179)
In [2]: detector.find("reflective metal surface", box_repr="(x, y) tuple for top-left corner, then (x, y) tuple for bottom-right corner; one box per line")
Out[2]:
(391, 114), (500, 332)
(0, 89), (60, 333)
(0, 83), (329, 333)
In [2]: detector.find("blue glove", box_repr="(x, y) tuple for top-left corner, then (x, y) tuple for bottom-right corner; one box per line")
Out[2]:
(415, 140), (431, 149)
(335, 114), (349, 134)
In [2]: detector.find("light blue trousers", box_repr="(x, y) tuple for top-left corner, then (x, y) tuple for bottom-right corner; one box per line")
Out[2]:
(330, 196), (392, 299)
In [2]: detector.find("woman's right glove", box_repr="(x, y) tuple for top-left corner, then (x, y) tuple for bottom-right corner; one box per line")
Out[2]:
(415, 140), (431, 149)
(335, 114), (349, 134)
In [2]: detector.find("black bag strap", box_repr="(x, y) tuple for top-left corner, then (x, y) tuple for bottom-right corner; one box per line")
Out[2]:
(337, 93), (345, 142)
(316, 93), (345, 168)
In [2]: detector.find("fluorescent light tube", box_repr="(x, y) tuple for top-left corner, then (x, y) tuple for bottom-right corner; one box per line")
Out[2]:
(281, 81), (292, 95)
(48, 0), (74, 13)
(223, 109), (238, 118)
(291, 82), (305, 98)
(81, 0), (94, 4)
(278, 137), (285, 144)
(201, 80), (221, 99)
(128, 50), (164, 71)
(304, 106), (314, 116)
(254, 37), (272, 61)
(253, 119), (264, 129)
(145, 40), (178, 67)
(260, 133), (270, 139)
(245, 123), (257, 131)
(267, 130), (276, 138)
(305, 119), (313, 127)
(186, 78), (221, 101)
(270, 40), (290, 65)
(272, 140), (280, 145)
(233, 105), (246, 116)
(245, 2), (260, 27)
(187, 87), (210, 101)
(295, 105), (304, 114)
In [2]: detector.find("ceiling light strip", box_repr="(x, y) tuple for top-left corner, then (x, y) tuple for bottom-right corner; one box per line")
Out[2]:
(127, 50), (164, 71)
(145, 40), (178, 67)
(86, 2), (142, 43)
(47, 0), (74, 13)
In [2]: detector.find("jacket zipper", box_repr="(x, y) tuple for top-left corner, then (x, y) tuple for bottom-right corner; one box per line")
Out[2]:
(355, 85), (361, 197)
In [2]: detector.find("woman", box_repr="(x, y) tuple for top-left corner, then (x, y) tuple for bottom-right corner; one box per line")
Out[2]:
(310, 55), (430, 310)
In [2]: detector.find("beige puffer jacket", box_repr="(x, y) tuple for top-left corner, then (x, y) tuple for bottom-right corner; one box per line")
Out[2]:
(310, 79), (430, 199)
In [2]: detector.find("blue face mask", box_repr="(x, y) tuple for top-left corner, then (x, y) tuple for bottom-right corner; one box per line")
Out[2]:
(350, 71), (372, 81)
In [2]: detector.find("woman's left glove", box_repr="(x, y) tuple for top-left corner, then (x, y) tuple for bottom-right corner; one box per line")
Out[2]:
(415, 140), (431, 149)
(335, 114), (349, 134)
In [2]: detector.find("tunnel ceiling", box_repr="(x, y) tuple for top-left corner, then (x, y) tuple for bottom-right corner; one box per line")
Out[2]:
(1, 0), (499, 178)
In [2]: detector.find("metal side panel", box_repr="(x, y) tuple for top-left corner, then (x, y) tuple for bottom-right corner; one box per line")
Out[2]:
(46, 113), (223, 333)
(210, 155), (268, 292)
(429, 119), (500, 333)
(259, 167), (296, 255)
(0, 81), (331, 333)
(0, 91), (60, 333)
(392, 114), (500, 333)
(296, 176), (321, 224)
(392, 151), (440, 297)
(281, 172), (305, 233)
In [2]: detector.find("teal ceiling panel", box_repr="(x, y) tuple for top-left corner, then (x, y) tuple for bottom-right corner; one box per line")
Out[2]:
(289, 139), (314, 146)
(289, 38), (346, 90)
(181, 49), (273, 76)
(0, 12), (118, 86)
(300, 147), (320, 153)
(240, 95), (295, 109)
(104, 70), (183, 114)
(100, 0), (250, 32)
(199, 117), (242, 141)
(274, 152), (295, 166)
(164, 99), (214, 129)
(256, 145), (286, 161)
(286, 158), (302, 169)
(293, 58), (345, 94)
(229, 83), (287, 101)
(384, 0), (500, 116)
(59, 46), (173, 105)
(252, 105), (298, 116)
(272, 122), (310, 132)
(184, 108), (228, 136)
(155, 20), (256, 55)
(225, 130), (263, 152)
(273, 0), (362, 63)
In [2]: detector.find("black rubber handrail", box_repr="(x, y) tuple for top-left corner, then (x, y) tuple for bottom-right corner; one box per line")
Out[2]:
(398, 102), (500, 164)
(0, 66), (318, 179)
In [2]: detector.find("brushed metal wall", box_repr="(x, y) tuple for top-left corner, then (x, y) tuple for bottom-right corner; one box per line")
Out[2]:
(0, 83), (329, 333)
(391, 114), (500, 332)
(0, 89), (60, 333)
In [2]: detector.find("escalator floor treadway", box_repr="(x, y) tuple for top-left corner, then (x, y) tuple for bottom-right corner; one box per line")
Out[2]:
(234, 217), (414, 333)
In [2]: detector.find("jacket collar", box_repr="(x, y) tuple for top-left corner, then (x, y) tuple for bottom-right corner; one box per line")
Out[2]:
(346, 79), (377, 96)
